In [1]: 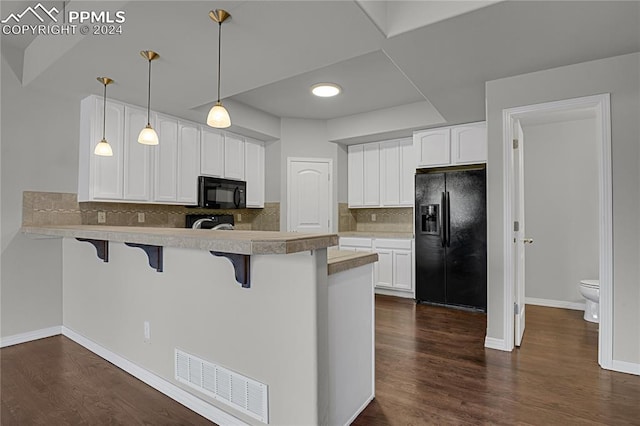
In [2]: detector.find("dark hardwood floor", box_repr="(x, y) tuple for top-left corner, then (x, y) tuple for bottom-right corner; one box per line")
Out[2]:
(354, 296), (640, 425)
(2, 297), (639, 425)
(1, 336), (212, 425)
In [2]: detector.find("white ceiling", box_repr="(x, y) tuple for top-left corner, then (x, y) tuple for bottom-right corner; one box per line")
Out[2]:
(2, 1), (639, 138)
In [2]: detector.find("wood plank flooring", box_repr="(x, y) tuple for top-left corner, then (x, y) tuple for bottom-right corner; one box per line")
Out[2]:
(2, 297), (639, 425)
(1, 336), (211, 425)
(354, 296), (640, 425)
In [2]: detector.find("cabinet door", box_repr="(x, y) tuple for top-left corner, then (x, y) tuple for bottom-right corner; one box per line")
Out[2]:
(414, 128), (450, 167)
(380, 140), (400, 206)
(224, 134), (245, 180)
(399, 138), (415, 206)
(200, 128), (224, 177)
(393, 249), (413, 291)
(177, 122), (200, 204)
(154, 114), (178, 202)
(92, 99), (125, 200)
(376, 248), (393, 288)
(348, 145), (364, 207)
(363, 143), (380, 206)
(245, 138), (265, 208)
(123, 105), (152, 201)
(451, 123), (487, 164)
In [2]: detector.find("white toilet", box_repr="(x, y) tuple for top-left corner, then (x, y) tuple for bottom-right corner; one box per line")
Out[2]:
(579, 279), (600, 323)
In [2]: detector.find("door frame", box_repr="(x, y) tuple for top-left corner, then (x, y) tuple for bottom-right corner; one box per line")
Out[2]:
(501, 94), (612, 369)
(286, 157), (334, 233)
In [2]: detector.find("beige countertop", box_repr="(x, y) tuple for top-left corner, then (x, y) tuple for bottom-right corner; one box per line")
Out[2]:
(339, 231), (414, 239)
(22, 225), (338, 255)
(327, 248), (378, 275)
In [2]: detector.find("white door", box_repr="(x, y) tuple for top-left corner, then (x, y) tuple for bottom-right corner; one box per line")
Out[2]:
(288, 159), (331, 233)
(514, 120), (527, 347)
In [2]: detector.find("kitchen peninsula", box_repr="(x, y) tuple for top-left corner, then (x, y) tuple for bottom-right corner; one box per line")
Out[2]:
(22, 225), (376, 426)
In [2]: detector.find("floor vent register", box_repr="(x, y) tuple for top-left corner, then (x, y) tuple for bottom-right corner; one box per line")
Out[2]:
(175, 349), (269, 423)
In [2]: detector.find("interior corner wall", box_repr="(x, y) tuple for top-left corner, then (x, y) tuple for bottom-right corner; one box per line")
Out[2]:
(279, 118), (338, 232)
(1, 57), (79, 337)
(522, 118), (599, 304)
(485, 52), (640, 365)
(264, 139), (282, 203)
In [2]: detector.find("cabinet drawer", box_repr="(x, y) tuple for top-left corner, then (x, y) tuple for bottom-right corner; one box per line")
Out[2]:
(374, 238), (412, 250)
(339, 237), (372, 248)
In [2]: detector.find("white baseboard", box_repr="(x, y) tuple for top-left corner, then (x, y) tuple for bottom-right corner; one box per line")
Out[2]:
(484, 336), (511, 352)
(610, 360), (640, 376)
(525, 297), (585, 311)
(61, 327), (247, 426)
(375, 288), (414, 299)
(1, 326), (62, 348)
(343, 394), (374, 426)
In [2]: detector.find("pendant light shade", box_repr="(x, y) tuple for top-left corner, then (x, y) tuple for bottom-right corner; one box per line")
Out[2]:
(207, 102), (231, 128)
(138, 50), (160, 145)
(95, 77), (114, 157)
(207, 9), (231, 128)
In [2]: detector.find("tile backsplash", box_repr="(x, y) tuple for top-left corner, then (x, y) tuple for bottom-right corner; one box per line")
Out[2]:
(352, 207), (413, 232)
(22, 191), (280, 231)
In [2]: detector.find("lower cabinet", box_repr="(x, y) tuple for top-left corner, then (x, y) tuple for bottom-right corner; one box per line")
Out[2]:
(339, 237), (414, 296)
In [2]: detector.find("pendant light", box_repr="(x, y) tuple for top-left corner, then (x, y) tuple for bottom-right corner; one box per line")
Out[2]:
(207, 9), (231, 128)
(138, 50), (160, 145)
(95, 77), (114, 156)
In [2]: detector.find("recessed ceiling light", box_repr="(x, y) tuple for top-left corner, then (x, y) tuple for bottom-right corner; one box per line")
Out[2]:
(311, 83), (341, 97)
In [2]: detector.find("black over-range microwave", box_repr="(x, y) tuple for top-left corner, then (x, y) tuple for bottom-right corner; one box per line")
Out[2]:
(197, 176), (246, 209)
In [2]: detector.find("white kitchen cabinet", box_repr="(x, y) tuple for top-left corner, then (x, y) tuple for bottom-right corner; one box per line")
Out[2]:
(339, 236), (414, 295)
(176, 121), (200, 204)
(380, 140), (400, 206)
(451, 123), (487, 164)
(414, 122), (486, 168)
(153, 117), (199, 205)
(393, 249), (413, 291)
(153, 114), (179, 202)
(374, 238), (414, 293)
(224, 134), (245, 181)
(348, 142), (380, 208)
(79, 96), (125, 201)
(348, 145), (364, 207)
(363, 143), (380, 206)
(399, 138), (415, 206)
(244, 138), (265, 208)
(200, 128), (224, 177)
(123, 105), (153, 201)
(380, 138), (414, 207)
(349, 138), (413, 208)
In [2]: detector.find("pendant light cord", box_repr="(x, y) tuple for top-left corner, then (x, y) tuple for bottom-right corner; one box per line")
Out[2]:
(102, 82), (107, 140)
(146, 58), (152, 125)
(217, 22), (222, 103)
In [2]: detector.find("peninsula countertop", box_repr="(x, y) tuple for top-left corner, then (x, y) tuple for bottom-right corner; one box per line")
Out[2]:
(22, 225), (338, 255)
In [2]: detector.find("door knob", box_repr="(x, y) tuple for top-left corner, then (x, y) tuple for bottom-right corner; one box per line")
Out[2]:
(523, 238), (534, 244)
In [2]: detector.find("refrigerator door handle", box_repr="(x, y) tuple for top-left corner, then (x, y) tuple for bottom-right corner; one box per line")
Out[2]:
(446, 191), (451, 247)
(441, 192), (447, 247)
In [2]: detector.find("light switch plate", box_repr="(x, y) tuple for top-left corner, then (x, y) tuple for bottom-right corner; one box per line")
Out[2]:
(138, 213), (145, 223)
(97, 211), (106, 223)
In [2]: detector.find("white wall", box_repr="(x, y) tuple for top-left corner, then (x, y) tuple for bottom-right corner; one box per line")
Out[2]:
(522, 118), (599, 304)
(486, 52), (640, 365)
(279, 118), (338, 231)
(1, 57), (78, 337)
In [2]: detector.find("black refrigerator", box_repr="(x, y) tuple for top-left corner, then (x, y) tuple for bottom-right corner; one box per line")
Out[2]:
(415, 167), (487, 311)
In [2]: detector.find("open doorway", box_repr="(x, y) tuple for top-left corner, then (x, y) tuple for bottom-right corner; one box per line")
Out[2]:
(502, 94), (613, 368)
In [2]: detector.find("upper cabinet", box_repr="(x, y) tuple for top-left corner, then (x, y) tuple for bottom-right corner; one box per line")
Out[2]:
(200, 128), (224, 177)
(244, 138), (265, 208)
(153, 114), (199, 205)
(78, 95), (265, 207)
(414, 122), (486, 168)
(348, 138), (413, 208)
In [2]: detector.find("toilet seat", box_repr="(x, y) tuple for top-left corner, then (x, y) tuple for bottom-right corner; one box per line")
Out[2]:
(580, 279), (599, 289)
